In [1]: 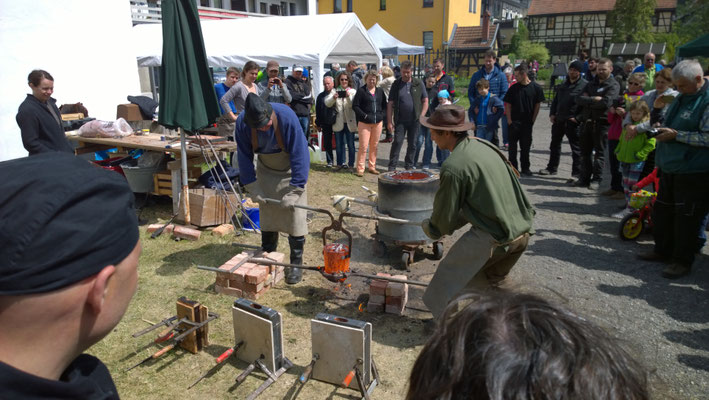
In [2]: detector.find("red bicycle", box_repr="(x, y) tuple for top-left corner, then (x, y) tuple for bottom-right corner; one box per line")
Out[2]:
(619, 190), (656, 241)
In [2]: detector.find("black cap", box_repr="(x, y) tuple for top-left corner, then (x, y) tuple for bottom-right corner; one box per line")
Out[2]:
(0, 153), (139, 295)
(244, 93), (273, 129)
(569, 60), (584, 72)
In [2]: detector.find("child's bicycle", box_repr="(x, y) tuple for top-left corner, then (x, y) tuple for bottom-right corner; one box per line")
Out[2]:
(619, 190), (656, 241)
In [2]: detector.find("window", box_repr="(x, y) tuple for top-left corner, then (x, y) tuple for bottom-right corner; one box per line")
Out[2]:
(347, 0), (353, 12)
(334, 0), (342, 13)
(260, 2), (267, 13)
(231, 0), (246, 11)
(281, 1), (288, 15)
(423, 0), (433, 7)
(200, 0), (210, 7)
(423, 31), (434, 49)
(380, 0), (386, 10)
(269, 4), (279, 14)
(213, 0), (222, 8)
(469, 0), (476, 13)
(546, 16), (556, 30)
(249, 0), (256, 12)
(652, 11), (660, 26)
(290, 2), (296, 14)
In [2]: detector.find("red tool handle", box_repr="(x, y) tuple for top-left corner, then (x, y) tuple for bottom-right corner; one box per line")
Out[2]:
(341, 369), (356, 388)
(154, 331), (174, 343)
(153, 344), (175, 358)
(216, 348), (234, 363)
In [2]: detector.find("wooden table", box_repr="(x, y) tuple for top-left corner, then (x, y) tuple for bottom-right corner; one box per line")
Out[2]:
(68, 133), (236, 213)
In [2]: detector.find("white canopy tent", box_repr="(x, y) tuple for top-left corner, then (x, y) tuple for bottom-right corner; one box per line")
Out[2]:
(132, 13), (382, 95)
(367, 23), (425, 56)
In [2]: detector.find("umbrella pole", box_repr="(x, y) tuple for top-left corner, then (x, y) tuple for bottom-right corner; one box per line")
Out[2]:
(180, 127), (191, 225)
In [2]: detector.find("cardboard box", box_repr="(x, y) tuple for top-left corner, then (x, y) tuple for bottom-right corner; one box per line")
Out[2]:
(178, 188), (238, 227)
(116, 104), (144, 121)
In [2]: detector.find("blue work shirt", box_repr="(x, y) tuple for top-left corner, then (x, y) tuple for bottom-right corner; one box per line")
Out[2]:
(234, 103), (310, 188)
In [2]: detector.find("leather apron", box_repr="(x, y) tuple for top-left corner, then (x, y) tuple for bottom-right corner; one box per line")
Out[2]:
(252, 114), (308, 237)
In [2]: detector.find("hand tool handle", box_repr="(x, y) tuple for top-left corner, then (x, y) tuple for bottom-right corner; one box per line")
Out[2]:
(158, 324), (175, 338)
(153, 344), (175, 358)
(299, 364), (314, 384)
(216, 348), (234, 363)
(154, 331), (174, 343)
(341, 369), (356, 388)
(235, 363), (255, 383)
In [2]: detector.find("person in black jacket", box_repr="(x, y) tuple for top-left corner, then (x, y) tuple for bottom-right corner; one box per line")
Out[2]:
(386, 61), (429, 171)
(0, 153), (140, 399)
(285, 66), (313, 142)
(314, 76), (338, 167)
(352, 70), (388, 177)
(539, 60), (587, 179)
(16, 70), (73, 155)
(573, 58), (621, 190)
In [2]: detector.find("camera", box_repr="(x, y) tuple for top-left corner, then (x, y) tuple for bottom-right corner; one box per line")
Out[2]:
(337, 90), (348, 98)
(646, 128), (660, 138)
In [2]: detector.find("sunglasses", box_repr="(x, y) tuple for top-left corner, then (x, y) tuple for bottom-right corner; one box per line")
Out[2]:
(628, 81), (642, 86)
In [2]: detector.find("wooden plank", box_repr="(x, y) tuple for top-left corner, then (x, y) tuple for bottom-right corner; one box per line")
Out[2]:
(198, 305), (209, 349)
(176, 297), (200, 354)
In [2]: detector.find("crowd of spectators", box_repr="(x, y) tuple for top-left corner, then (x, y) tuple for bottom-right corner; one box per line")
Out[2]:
(213, 53), (708, 281)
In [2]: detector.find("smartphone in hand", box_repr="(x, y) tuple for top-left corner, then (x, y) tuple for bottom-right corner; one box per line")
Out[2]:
(337, 90), (348, 98)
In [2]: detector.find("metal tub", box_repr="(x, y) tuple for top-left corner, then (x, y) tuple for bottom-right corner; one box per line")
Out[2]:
(376, 170), (439, 243)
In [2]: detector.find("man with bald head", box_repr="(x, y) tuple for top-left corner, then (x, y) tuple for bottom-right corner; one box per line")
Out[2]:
(0, 152), (140, 399)
(633, 52), (664, 91)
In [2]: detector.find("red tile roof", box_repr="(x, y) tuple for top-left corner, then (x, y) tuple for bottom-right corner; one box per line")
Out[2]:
(449, 24), (498, 49)
(528, 0), (676, 16)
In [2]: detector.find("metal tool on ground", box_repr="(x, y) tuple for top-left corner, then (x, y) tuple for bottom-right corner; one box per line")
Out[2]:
(151, 192), (181, 239)
(308, 313), (378, 399)
(245, 357), (293, 400)
(188, 340), (244, 389)
(127, 298), (218, 372)
(235, 362), (256, 384)
(299, 353), (319, 384)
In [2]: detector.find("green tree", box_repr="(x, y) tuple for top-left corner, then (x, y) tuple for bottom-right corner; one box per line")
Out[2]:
(519, 42), (550, 65)
(508, 19), (529, 56)
(608, 0), (656, 43)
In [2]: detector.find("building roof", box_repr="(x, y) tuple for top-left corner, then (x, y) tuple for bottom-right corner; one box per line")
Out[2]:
(607, 42), (666, 56)
(527, 0), (676, 16)
(448, 24), (498, 50)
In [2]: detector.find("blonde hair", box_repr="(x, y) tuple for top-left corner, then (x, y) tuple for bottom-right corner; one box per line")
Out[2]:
(628, 72), (647, 86)
(381, 66), (394, 79)
(628, 100), (650, 122)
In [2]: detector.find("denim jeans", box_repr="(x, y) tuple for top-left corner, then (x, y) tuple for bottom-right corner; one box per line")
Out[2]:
(388, 120), (420, 170)
(414, 125), (434, 168)
(436, 147), (450, 166)
(321, 125), (334, 165)
(475, 125), (494, 141)
(298, 116), (310, 142)
(335, 125), (355, 167)
(607, 139), (624, 192)
(501, 117), (509, 146)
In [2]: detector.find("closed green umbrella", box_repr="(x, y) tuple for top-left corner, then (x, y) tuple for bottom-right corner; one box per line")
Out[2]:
(158, 0), (220, 224)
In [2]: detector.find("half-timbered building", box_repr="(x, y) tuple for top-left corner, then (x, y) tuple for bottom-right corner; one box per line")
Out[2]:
(526, 0), (676, 63)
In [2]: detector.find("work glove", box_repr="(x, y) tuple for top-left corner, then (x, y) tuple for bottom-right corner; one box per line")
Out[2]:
(281, 185), (305, 210)
(244, 182), (266, 204)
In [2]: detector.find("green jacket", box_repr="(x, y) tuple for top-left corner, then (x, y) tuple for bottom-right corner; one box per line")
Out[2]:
(614, 122), (656, 163)
(424, 138), (535, 243)
(388, 77), (425, 124)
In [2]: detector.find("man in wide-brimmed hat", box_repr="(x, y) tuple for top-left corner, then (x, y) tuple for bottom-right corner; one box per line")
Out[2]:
(419, 105), (535, 319)
(234, 93), (310, 284)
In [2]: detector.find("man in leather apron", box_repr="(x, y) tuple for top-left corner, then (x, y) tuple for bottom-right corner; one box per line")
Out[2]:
(234, 94), (310, 284)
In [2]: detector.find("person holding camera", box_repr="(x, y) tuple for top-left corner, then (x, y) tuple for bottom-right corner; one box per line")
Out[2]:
(325, 71), (358, 170)
(315, 76), (337, 167)
(258, 61), (292, 105)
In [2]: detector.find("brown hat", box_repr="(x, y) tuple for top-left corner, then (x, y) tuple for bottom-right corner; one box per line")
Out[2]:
(420, 105), (474, 132)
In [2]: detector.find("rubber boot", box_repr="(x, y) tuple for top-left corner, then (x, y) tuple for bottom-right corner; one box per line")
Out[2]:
(286, 235), (305, 284)
(261, 231), (279, 253)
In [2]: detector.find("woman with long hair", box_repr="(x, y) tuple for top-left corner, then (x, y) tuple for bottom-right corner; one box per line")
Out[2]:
(352, 70), (387, 177)
(220, 61), (262, 123)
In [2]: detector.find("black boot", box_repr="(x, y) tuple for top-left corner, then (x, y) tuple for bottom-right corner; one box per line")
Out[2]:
(286, 235), (305, 284)
(261, 231), (279, 252)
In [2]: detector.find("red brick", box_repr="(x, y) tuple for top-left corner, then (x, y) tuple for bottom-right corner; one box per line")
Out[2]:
(147, 223), (174, 234)
(215, 284), (242, 297)
(243, 287), (266, 300)
(367, 302), (384, 313)
(385, 304), (405, 315)
(368, 294), (385, 305)
(370, 280), (388, 297)
(376, 272), (391, 278)
(215, 275), (228, 286)
(243, 280), (265, 293)
(172, 225), (201, 241)
(386, 282), (407, 297)
(264, 251), (285, 262)
(212, 224), (234, 237)
(245, 265), (268, 284)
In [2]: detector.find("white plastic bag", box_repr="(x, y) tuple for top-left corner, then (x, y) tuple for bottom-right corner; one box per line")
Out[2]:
(78, 118), (132, 138)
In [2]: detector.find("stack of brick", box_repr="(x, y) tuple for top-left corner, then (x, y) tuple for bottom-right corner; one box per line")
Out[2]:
(366, 272), (409, 315)
(145, 224), (201, 241)
(214, 251), (285, 300)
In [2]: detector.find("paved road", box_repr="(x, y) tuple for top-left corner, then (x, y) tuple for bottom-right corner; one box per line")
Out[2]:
(369, 105), (709, 399)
